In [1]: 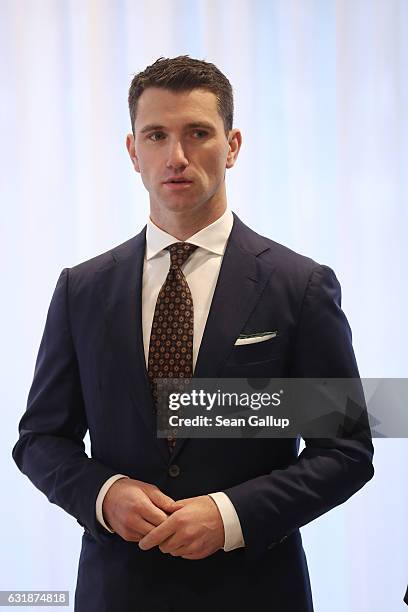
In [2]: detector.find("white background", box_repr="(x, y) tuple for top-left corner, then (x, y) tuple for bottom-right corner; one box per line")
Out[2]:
(1, 1), (407, 610)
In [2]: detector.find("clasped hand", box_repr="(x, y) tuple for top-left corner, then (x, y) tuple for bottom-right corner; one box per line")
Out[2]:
(102, 478), (224, 560)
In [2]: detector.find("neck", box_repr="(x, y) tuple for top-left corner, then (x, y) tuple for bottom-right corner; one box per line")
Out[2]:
(149, 201), (227, 241)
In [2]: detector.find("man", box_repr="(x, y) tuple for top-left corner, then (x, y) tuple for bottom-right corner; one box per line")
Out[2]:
(13, 56), (374, 612)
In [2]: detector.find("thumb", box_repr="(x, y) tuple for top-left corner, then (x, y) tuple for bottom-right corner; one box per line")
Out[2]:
(169, 499), (186, 512)
(173, 497), (193, 505)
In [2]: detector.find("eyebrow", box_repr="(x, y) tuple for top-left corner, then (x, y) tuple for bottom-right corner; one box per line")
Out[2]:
(139, 121), (215, 134)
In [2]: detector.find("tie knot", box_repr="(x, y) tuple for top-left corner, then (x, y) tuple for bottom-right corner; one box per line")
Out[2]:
(167, 242), (198, 269)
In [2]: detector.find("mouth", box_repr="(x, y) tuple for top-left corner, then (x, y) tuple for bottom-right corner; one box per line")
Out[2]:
(163, 178), (193, 190)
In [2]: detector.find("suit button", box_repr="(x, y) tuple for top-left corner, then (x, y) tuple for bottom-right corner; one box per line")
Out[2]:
(168, 464), (180, 477)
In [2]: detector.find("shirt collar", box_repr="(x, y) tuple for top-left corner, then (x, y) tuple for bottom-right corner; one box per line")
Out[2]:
(145, 208), (234, 261)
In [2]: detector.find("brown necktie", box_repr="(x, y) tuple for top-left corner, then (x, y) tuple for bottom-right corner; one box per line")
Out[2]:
(148, 242), (198, 452)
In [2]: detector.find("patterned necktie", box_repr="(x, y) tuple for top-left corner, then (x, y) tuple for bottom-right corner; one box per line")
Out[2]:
(148, 242), (198, 452)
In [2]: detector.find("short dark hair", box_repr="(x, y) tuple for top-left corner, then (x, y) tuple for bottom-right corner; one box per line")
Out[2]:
(128, 56), (234, 136)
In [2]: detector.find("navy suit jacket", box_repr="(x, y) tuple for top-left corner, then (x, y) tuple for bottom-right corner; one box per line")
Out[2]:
(13, 214), (374, 612)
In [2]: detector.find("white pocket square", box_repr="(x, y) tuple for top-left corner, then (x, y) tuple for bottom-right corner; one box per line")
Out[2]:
(234, 331), (278, 346)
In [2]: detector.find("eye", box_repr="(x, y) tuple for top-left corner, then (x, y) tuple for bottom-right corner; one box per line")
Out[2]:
(192, 130), (208, 139)
(148, 132), (166, 142)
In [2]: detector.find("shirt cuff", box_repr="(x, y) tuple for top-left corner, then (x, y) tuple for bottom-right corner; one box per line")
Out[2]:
(208, 492), (245, 551)
(96, 474), (129, 533)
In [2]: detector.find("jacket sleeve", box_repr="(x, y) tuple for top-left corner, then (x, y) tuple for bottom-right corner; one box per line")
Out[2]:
(12, 268), (118, 543)
(224, 264), (374, 561)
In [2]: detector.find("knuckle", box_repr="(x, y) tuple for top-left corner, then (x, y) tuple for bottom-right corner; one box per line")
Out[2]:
(129, 499), (141, 514)
(144, 483), (158, 492)
(173, 514), (185, 528)
(122, 519), (132, 533)
(188, 544), (199, 555)
(123, 513), (136, 529)
(122, 528), (133, 542)
(191, 541), (205, 555)
(184, 527), (196, 540)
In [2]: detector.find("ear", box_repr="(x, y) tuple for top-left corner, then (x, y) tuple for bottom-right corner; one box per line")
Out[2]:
(126, 133), (141, 173)
(226, 129), (242, 169)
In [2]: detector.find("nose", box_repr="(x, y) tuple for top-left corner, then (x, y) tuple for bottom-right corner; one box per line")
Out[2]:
(166, 139), (189, 171)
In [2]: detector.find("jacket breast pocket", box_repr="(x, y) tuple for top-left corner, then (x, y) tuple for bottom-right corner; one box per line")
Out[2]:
(228, 336), (282, 366)
(220, 335), (289, 377)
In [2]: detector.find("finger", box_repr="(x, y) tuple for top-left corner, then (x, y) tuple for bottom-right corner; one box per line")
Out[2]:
(139, 517), (176, 550)
(133, 516), (160, 536)
(157, 533), (183, 554)
(169, 545), (190, 557)
(170, 500), (186, 511)
(168, 540), (207, 558)
(180, 548), (209, 560)
(126, 530), (144, 542)
(117, 526), (145, 543)
(148, 489), (184, 514)
(137, 492), (169, 526)
(171, 545), (202, 559)
(174, 497), (194, 504)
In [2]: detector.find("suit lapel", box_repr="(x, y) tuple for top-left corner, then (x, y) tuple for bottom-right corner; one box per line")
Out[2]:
(195, 214), (275, 377)
(95, 228), (169, 464)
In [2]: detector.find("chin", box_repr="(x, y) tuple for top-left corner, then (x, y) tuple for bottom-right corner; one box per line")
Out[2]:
(160, 198), (203, 213)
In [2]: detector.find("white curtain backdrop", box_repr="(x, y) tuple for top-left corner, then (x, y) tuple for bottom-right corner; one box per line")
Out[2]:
(1, 1), (407, 610)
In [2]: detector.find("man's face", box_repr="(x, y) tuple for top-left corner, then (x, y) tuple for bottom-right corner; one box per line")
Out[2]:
(126, 87), (241, 219)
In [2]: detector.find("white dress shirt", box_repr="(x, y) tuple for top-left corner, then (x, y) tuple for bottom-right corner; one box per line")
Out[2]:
(95, 208), (245, 551)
